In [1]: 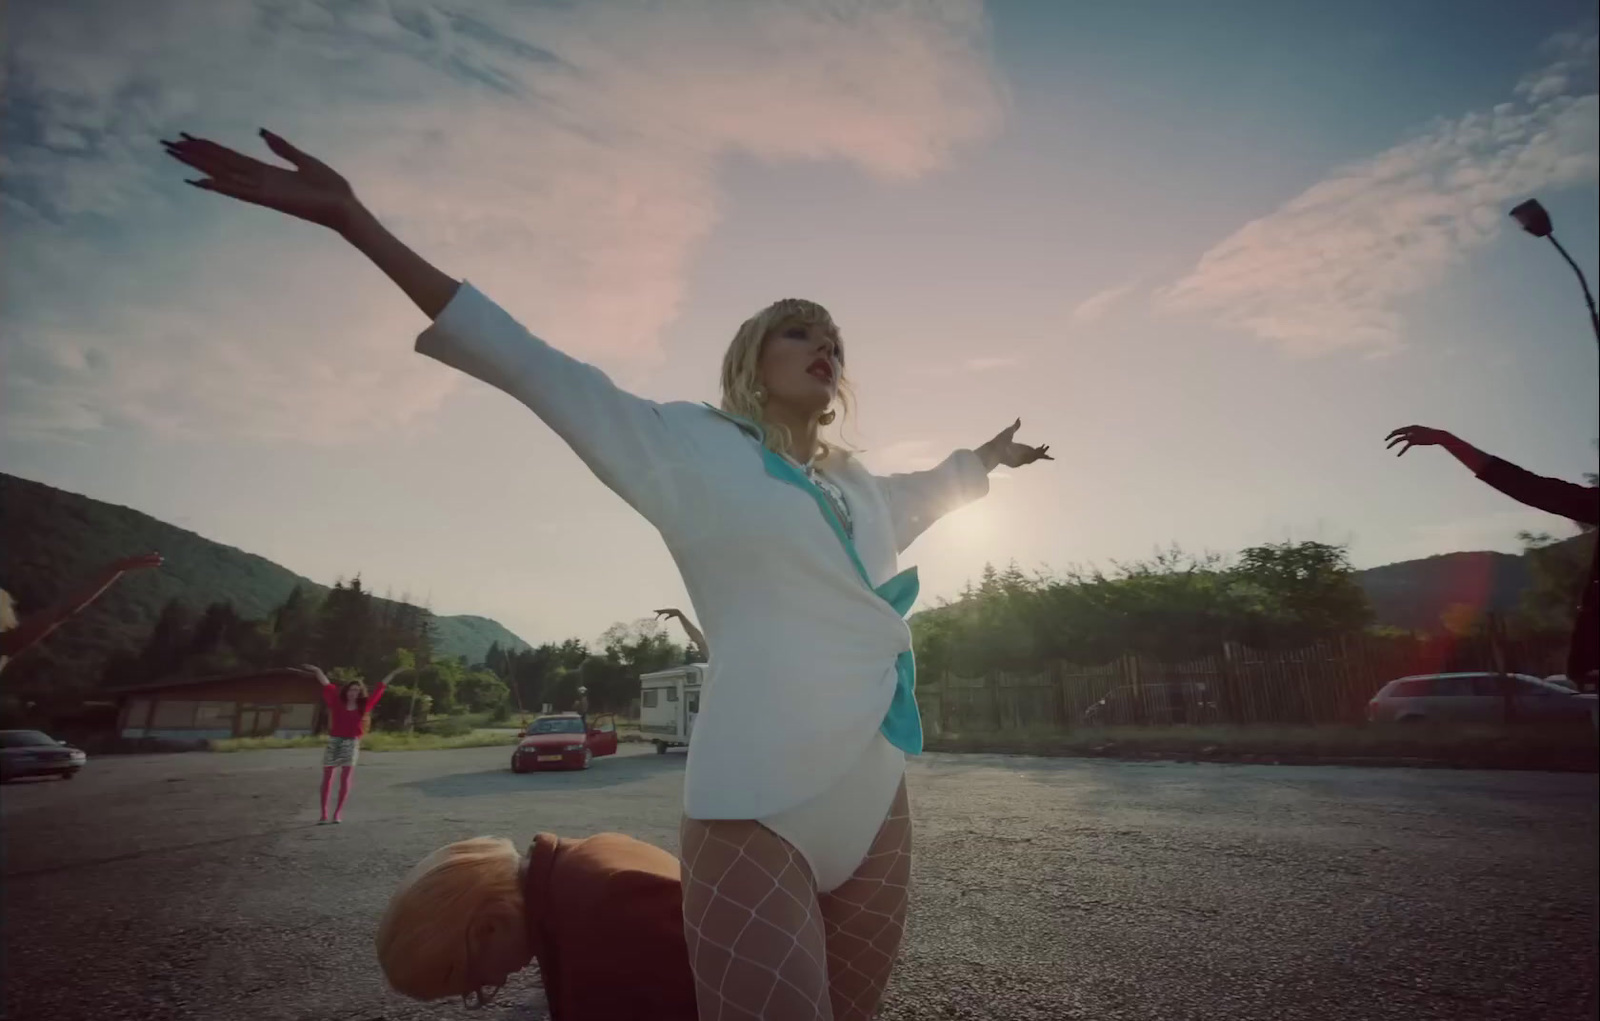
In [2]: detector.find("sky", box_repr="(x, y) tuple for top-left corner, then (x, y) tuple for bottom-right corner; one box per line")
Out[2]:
(4, 0), (1598, 649)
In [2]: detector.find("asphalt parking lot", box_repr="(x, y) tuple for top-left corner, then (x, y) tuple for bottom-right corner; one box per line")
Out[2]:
(3, 743), (1595, 1020)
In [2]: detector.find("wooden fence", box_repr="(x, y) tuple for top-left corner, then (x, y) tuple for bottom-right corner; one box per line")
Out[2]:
(916, 632), (1571, 735)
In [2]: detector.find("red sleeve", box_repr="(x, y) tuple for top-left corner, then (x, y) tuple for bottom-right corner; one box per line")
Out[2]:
(320, 684), (338, 709)
(548, 837), (698, 1020)
(367, 682), (387, 710)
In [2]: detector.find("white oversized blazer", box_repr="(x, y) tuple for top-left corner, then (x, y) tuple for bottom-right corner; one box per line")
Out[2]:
(417, 282), (990, 819)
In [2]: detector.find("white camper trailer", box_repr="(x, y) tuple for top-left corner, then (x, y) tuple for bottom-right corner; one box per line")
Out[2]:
(639, 663), (706, 754)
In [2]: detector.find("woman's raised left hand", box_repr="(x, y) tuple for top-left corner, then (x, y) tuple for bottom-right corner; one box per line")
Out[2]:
(978, 419), (1052, 471)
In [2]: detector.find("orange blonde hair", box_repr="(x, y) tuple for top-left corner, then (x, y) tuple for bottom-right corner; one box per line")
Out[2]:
(719, 298), (855, 460)
(375, 837), (525, 1001)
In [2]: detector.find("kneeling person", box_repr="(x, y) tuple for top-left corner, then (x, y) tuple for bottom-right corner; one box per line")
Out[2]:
(377, 831), (697, 1019)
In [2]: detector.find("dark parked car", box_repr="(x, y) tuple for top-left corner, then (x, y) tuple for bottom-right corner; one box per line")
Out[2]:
(1082, 682), (1219, 726)
(0, 730), (88, 782)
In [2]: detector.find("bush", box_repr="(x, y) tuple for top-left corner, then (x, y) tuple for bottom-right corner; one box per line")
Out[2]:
(211, 735), (324, 752)
(414, 662), (461, 716)
(419, 715), (474, 737)
(458, 669), (510, 714)
(923, 723), (1599, 771)
(372, 684), (430, 730)
(212, 731), (519, 753)
(363, 730), (518, 752)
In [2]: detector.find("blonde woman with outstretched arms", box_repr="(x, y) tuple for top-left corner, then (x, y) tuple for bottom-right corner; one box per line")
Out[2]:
(164, 129), (1051, 1020)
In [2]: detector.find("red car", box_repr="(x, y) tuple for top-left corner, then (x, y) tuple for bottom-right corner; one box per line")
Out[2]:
(511, 713), (619, 772)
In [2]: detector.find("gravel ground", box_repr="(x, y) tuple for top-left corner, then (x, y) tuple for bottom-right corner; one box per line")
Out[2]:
(3, 744), (1595, 1020)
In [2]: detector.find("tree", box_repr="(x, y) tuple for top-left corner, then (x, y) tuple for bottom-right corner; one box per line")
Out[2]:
(1231, 541), (1373, 646)
(507, 645), (553, 714)
(271, 585), (319, 666)
(314, 577), (376, 671)
(578, 656), (624, 710)
(481, 640), (507, 675)
(1440, 601), (1488, 638)
(1056, 549), (1247, 662)
(601, 620), (678, 671)
(138, 599), (194, 679)
(505, 639), (592, 714)
(592, 618), (697, 711)
(457, 669), (511, 714)
(189, 601), (242, 656)
(369, 596), (436, 679)
(413, 658), (464, 716)
(1514, 530), (1596, 634)
(908, 541), (1376, 680)
(1583, 438), (1597, 528)
(371, 684), (429, 729)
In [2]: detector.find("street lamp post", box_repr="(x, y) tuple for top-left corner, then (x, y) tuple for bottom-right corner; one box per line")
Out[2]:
(1509, 199), (1600, 347)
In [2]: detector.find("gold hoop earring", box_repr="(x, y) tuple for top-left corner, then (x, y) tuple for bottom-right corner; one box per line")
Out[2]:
(818, 408), (837, 425)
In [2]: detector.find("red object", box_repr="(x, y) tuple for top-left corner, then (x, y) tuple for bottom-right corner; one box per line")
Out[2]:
(523, 831), (697, 1020)
(322, 681), (386, 738)
(511, 714), (619, 772)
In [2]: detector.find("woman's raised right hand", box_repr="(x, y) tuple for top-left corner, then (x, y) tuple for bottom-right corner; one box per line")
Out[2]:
(1384, 425), (1455, 457)
(163, 129), (359, 233)
(111, 553), (164, 573)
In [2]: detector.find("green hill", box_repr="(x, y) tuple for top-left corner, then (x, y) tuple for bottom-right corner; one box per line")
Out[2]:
(1354, 551), (1531, 632)
(0, 473), (530, 692)
(5, 469), (1583, 696)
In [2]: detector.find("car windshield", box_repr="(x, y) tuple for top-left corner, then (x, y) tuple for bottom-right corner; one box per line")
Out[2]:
(1518, 677), (1575, 696)
(0, 731), (59, 748)
(530, 718), (585, 734)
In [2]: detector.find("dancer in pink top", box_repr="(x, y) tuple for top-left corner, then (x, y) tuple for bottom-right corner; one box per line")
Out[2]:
(302, 663), (406, 823)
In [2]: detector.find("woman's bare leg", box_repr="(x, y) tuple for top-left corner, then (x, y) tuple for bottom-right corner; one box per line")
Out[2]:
(818, 781), (912, 1021)
(318, 766), (335, 821)
(680, 816), (832, 1021)
(332, 765), (354, 821)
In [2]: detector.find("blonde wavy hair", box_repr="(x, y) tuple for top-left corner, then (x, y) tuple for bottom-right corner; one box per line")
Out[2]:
(375, 837), (526, 1004)
(0, 590), (17, 633)
(719, 298), (855, 461)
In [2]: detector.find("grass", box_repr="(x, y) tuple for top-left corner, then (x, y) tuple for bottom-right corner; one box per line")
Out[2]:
(210, 712), (650, 753)
(366, 730), (519, 752)
(924, 722), (1599, 772)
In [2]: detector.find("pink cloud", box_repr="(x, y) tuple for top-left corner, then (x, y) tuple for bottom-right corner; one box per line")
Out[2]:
(2, 0), (1003, 444)
(1161, 32), (1599, 357)
(1071, 281), (1140, 324)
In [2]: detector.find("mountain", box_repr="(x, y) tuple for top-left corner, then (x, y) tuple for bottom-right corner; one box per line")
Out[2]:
(3, 469), (1580, 691)
(0, 473), (530, 688)
(1354, 551), (1531, 632)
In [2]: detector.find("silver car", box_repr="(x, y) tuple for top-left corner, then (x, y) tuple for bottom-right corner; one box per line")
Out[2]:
(1366, 672), (1597, 726)
(0, 729), (88, 782)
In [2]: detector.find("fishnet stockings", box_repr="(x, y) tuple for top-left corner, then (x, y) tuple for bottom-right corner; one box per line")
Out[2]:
(680, 780), (912, 1021)
(818, 781), (911, 1021)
